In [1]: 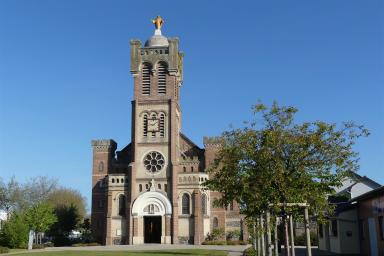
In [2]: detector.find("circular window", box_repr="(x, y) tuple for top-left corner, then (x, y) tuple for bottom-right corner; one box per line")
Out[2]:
(143, 151), (165, 173)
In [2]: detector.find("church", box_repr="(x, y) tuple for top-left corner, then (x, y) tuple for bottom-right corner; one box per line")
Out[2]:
(91, 16), (246, 245)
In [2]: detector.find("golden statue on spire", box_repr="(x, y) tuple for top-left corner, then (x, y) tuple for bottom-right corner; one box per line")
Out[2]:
(152, 15), (164, 30)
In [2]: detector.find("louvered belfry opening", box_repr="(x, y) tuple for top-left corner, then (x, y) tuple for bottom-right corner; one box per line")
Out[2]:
(142, 63), (151, 95)
(143, 114), (148, 137)
(159, 113), (165, 137)
(157, 62), (167, 94)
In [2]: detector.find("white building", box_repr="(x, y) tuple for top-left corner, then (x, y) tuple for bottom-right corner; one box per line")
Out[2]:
(318, 173), (381, 254)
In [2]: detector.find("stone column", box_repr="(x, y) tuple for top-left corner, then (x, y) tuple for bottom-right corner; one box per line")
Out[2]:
(132, 216), (138, 244)
(105, 190), (113, 245)
(193, 189), (203, 245)
(165, 214), (172, 236)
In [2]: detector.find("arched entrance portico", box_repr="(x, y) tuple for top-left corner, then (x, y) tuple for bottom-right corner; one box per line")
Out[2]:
(131, 189), (172, 244)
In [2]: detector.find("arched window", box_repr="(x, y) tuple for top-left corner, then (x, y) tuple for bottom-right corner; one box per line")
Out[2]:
(151, 113), (157, 137)
(139, 184), (142, 192)
(98, 161), (104, 172)
(191, 166), (194, 172)
(213, 217), (219, 228)
(201, 194), (207, 215)
(142, 63), (151, 95)
(157, 62), (167, 94)
(182, 194), (190, 214)
(183, 166), (186, 172)
(143, 114), (148, 137)
(159, 113), (165, 137)
(118, 195), (126, 216)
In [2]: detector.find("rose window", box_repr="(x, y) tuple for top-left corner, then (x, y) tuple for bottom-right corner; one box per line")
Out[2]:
(144, 151), (165, 173)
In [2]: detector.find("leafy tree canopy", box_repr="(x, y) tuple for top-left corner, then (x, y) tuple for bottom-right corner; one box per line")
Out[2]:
(46, 188), (87, 219)
(205, 102), (369, 219)
(24, 202), (57, 233)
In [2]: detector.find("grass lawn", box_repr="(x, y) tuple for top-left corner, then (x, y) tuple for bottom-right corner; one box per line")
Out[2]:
(8, 249), (228, 256)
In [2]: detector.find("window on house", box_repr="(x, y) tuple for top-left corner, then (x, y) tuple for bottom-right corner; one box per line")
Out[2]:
(213, 217), (219, 228)
(143, 114), (148, 137)
(160, 113), (165, 137)
(331, 219), (338, 237)
(118, 195), (126, 216)
(157, 62), (167, 94)
(98, 161), (104, 172)
(202, 194), (207, 215)
(182, 194), (190, 214)
(142, 63), (151, 95)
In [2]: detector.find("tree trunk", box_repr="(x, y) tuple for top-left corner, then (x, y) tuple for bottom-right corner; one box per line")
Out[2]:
(266, 211), (272, 256)
(274, 217), (279, 256)
(283, 216), (290, 256)
(289, 215), (295, 256)
(304, 207), (312, 256)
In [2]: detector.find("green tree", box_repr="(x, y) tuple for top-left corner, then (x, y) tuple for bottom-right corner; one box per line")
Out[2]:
(46, 188), (87, 219)
(24, 203), (57, 235)
(205, 102), (368, 246)
(48, 204), (81, 246)
(0, 213), (29, 248)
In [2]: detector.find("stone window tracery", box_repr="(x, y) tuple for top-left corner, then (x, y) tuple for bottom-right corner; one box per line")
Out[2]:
(182, 193), (190, 214)
(202, 194), (207, 215)
(118, 194), (126, 216)
(143, 151), (165, 173)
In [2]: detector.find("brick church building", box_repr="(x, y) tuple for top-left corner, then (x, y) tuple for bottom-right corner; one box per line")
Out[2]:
(91, 16), (246, 245)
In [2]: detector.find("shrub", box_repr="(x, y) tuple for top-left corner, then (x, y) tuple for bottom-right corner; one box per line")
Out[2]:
(202, 240), (227, 245)
(243, 247), (257, 256)
(0, 247), (9, 254)
(227, 240), (247, 245)
(0, 213), (28, 249)
(86, 242), (100, 246)
(72, 242), (100, 247)
(32, 244), (45, 249)
(206, 228), (225, 241)
(294, 231), (318, 246)
(226, 230), (241, 241)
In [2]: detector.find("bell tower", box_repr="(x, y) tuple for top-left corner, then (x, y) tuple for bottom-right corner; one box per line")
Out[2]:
(129, 16), (183, 244)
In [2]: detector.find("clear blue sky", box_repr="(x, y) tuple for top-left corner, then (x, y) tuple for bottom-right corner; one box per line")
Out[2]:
(1, 0), (383, 212)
